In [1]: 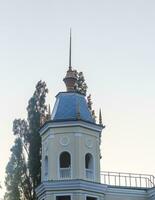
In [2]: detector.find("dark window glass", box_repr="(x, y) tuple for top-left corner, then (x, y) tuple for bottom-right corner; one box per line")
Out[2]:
(60, 152), (71, 168)
(86, 197), (97, 200)
(85, 153), (93, 169)
(56, 196), (71, 200)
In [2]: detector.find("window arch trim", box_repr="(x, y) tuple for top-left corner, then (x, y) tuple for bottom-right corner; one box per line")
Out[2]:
(58, 151), (72, 179)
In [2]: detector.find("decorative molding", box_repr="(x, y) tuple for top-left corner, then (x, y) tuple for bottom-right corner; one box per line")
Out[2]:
(147, 187), (155, 199)
(106, 186), (147, 197)
(36, 179), (107, 198)
(40, 120), (103, 136)
(48, 134), (55, 139)
(44, 140), (48, 155)
(54, 193), (73, 200)
(36, 179), (155, 199)
(85, 138), (93, 148)
(60, 136), (70, 146)
(75, 133), (82, 137)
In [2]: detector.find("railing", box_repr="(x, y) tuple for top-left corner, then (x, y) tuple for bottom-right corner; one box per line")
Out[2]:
(101, 171), (155, 188)
(86, 169), (94, 180)
(60, 168), (71, 179)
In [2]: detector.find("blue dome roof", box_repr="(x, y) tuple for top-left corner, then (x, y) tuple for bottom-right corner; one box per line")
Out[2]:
(51, 92), (94, 123)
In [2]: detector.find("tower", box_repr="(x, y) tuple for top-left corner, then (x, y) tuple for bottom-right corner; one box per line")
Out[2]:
(36, 33), (105, 200)
(36, 33), (155, 200)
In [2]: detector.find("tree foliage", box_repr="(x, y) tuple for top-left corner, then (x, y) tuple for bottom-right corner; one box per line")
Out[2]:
(75, 71), (88, 96)
(5, 137), (27, 200)
(5, 80), (48, 200)
(27, 80), (48, 198)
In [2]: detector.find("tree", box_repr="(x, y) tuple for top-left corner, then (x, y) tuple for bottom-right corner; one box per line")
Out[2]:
(76, 71), (88, 96)
(5, 138), (25, 200)
(27, 80), (48, 199)
(5, 80), (48, 200)
(75, 72), (96, 121)
(12, 119), (32, 199)
(5, 120), (32, 200)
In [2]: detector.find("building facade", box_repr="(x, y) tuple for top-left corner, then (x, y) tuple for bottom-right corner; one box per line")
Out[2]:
(36, 36), (155, 200)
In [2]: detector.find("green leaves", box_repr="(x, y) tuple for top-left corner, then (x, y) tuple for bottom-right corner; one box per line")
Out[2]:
(5, 80), (48, 200)
(76, 71), (88, 96)
(5, 138), (23, 200)
(27, 80), (48, 197)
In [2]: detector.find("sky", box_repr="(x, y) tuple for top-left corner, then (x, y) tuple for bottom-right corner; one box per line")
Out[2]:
(0, 0), (155, 198)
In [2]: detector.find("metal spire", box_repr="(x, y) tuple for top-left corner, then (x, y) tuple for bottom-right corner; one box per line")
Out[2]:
(69, 28), (72, 70)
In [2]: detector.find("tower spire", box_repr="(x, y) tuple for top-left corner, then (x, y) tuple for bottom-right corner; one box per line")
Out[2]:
(69, 28), (72, 70)
(63, 29), (77, 92)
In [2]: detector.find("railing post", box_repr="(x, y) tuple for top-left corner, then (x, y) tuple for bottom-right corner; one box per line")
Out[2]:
(103, 173), (106, 184)
(104, 174), (106, 184)
(153, 175), (155, 187)
(135, 177), (137, 187)
(129, 173), (131, 187)
(119, 173), (121, 186)
(115, 175), (116, 186)
(108, 172), (110, 185)
(125, 176), (127, 187)
(140, 174), (141, 187)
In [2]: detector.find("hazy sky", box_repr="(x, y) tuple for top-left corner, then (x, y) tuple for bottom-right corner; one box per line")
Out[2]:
(0, 0), (155, 198)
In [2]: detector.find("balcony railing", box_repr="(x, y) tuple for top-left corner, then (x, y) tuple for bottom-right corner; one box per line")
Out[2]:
(60, 168), (71, 179)
(86, 169), (94, 180)
(101, 171), (155, 188)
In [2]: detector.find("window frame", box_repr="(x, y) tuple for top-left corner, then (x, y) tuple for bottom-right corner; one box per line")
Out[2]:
(85, 195), (99, 200)
(85, 153), (95, 180)
(54, 194), (72, 200)
(44, 155), (48, 181)
(58, 151), (72, 179)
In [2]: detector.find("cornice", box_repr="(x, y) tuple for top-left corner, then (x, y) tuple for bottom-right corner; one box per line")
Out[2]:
(36, 180), (107, 198)
(39, 120), (104, 136)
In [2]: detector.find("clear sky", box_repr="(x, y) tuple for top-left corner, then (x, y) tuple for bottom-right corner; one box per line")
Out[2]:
(0, 0), (155, 198)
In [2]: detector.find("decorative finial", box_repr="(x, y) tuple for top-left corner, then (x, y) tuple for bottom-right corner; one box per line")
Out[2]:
(69, 28), (72, 70)
(99, 109), (103, 125)
(92, 110), (96, 122)
(76, 101), (81, 120)
(87, 94), (92, 111)
(63, 29), (77, 92)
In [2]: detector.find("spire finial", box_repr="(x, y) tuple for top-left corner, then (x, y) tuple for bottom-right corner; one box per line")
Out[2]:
(99, 109), (103, 125)
(63, 29), (77, 91)
(69, 28), (72, 70)
(76, 101), (81, 120)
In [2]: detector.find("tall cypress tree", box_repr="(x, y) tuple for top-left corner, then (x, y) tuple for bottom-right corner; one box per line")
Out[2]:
(5, 80), (48, 200)
(27, 80), (48, 199)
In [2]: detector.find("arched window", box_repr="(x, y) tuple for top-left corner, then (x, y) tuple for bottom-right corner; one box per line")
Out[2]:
(44, 156), (48, 181)
(59, 152), (71, 179)
(60, 151), (71, 168)
(85, 153), (94, 180)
